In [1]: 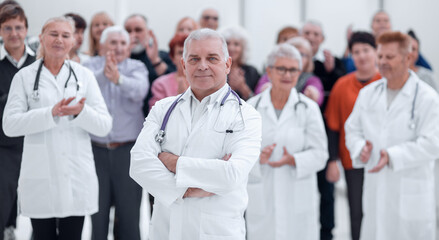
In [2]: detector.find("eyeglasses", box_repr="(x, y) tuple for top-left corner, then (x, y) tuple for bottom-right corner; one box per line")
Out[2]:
(1, 25), (25, 34)
(202, 15), (218, 21)
(270, 66), (300, 76)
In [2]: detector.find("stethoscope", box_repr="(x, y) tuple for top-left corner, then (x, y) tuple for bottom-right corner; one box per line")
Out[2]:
(373, 80), (419, 130)
(254, 88), (308, 113)
(32, 59), (79, 101)
(155, 87), (243, 144)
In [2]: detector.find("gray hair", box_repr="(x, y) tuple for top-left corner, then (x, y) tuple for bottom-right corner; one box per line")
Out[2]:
(266, 43), (302, 70)
(100, 25), (130, 45)
(183, 28), (229, 62)
(219, 25), (249, 64)
(301, 20), (324, 37)
(37, 16), (75, 59)
(286, 36), (314, 72)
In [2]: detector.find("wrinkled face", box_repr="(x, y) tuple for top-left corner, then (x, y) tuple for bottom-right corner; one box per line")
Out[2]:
(177, 19), (196, 36)
(199, 9), (219, 30)
(40, 21), (74, 60)
(409, 37), (419, 67)
(377, 42), (410, 81)
(124, 16), (148, 51)
(267, 57), (301, 91)
(226, 38), (243, 64)
(91, 14), (112, 42)
(182, 38), (231, 99)
(301, 24), (324, 56)
(0, 17), (27, 52)
(171, 45), (184, 73)
(100, 32), (129, 63)
(371, 12), (391, 37)
(351, 43), (377, 73)
(72, 28), (85, 52)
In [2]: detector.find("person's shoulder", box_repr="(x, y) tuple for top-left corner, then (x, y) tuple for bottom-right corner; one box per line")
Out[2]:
(332, 72), (356, 89)
(153, 72), (175, 85)
(82, 55), (103, 68)
(16, 59), (41, 75)
(361, 78), (384, 92)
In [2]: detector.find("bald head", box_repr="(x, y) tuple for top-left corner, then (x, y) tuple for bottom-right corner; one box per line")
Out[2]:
(371, 11), (391, 37)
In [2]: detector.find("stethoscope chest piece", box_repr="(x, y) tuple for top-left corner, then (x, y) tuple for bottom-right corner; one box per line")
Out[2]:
(155, 130), (165, 144)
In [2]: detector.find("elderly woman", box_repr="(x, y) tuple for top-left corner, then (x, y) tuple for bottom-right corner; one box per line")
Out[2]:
(88, 12), (113, 56)
(220, 26), (260, 100)
(149, 33), (189, 109)
(255, 37), (324, 106)
(175, 17), (198, 36)
(246, 44), (328, 240)
(2, 16), (112, 240)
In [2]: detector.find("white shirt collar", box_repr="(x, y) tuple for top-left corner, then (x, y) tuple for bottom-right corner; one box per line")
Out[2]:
(313, 48), (325, 62)
(0, 44), (35, 68)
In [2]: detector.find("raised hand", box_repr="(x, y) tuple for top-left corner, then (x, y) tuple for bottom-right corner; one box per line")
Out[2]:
(360, 140), (373, 163)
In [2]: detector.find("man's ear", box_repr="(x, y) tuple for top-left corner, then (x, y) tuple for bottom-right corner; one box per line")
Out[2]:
(225, 57), (232, 74)
(181, 57), (186, 72)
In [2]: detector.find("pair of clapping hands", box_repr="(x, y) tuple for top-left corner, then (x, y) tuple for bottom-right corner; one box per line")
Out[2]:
(158, 152), (232, 199)
(259, 143), (296, 167)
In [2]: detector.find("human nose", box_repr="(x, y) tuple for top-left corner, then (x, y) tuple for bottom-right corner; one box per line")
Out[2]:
(197, 59), (209, 70)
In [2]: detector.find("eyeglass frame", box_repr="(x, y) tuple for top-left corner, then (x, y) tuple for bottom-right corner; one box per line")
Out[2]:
(269, 66), (301, 76)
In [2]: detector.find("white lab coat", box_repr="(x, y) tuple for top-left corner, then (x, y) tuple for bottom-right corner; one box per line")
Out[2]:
(345, 71), (439, 240)
(130, 84), (262, 240)
(245, 87), (328, 240)
(2, 59), (112, 218)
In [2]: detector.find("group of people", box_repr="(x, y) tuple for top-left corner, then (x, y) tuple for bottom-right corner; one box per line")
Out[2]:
(0, 1), (438, 240)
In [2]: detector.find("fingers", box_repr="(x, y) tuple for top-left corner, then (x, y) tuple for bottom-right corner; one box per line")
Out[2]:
(64, 97), (76, 106)
(222, 153), (232, 161)
(368, 150), (388, 173)
(78, 97), (86, 104)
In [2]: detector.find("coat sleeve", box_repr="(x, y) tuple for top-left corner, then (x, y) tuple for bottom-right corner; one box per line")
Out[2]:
(387, 92), (439, 171)
(2, 71), (58, 137)
(130, 99), (187, 207)
(344, 91), (367, 168)
(175, 105), (262, 195)
(293, 101), (328, 179)
(70, 68), (112, 137)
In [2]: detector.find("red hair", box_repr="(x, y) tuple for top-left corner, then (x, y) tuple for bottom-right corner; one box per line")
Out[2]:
(377, 31), (411, 54)
(169, 34), (188, 58)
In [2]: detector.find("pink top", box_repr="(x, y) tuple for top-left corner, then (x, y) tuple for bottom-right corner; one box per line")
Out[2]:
(149, 72), (178, 110)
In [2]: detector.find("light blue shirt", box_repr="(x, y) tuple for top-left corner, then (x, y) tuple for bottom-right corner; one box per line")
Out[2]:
(84, 56), (149, 143)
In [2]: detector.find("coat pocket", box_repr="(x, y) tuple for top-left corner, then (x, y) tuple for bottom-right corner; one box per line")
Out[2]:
(200, 212), (245, 239)
(400, 178), (435, 221)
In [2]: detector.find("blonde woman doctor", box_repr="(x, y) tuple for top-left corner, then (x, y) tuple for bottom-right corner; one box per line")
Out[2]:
(246, 44), (328, 240)
(2, 17), (112, 240)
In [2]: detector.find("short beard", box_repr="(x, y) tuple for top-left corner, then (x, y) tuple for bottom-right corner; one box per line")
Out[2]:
(131, 44), (145, 55)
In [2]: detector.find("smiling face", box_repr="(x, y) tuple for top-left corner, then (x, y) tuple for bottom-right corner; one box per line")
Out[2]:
(124, 16), (148, 51)
(100, 32), (129, 63)
(351, 42), (377, 73)
(0, 17), (27, 53)
(371, 12), (391, 37)
(90, 13), (113, 43)
(40, 21), (74, 60)
(377, 42), (411, 82)
(267, 57), (301, 91)
(182, 37), (231, 100)
(226, 38), (243, 64)
(301, 23), (324, 56)
(176, 18), (196, 36)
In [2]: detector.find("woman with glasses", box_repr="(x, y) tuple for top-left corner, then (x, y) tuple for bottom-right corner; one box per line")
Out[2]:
(2, 16), (112, 240)
(255, 37), (324, 107)
(246, 43), (328, 240)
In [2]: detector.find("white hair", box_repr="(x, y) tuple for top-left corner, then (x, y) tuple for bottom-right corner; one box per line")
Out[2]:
(287, 36), (314, 72)
(301, 20), (324, 37)
(99, 25), (130, 45)
(266, 43), (303, 70)
(219, 25), (249, 64)
(183, 28), (229, 62)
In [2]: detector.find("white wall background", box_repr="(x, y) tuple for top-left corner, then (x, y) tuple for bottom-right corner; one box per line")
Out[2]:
(16, 0), (439, 81)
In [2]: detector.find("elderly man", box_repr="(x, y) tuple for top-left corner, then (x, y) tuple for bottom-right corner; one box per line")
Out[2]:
(0, 2), (35, 239)
(301, 20), (346, 240)
(124, 14), (175, 115)
(345, 31), (439, 240)
(130, 28), (261, 240)
(199, 8), (219, 30)
(83, 26), (148, 240)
